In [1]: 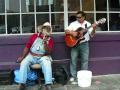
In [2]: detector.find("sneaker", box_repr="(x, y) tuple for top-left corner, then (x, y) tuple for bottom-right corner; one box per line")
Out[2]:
(71, 81), (77, 84)
(69, 77), (75, 82)
(69, 77), (77, 85)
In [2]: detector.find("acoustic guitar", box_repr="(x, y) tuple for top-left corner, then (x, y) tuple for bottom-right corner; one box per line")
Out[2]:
(65, 18), (106, 47)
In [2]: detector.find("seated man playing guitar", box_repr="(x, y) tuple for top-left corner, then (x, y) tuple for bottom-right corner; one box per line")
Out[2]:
(65, 11), (97, 84)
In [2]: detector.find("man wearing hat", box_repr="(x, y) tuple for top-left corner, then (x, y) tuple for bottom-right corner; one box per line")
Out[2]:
(17, 22), (54, 90)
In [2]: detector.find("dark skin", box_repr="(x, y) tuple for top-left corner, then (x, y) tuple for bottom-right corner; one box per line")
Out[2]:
(17, 47), (29, 63)
(42, 35), (52, 54)
(17, 28), (52, 63)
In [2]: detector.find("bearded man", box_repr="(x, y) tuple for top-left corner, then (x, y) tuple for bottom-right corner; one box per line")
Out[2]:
(17, 22), (54, 90)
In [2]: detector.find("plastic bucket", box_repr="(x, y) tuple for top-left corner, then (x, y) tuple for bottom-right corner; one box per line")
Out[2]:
(77, 70), (92, 87)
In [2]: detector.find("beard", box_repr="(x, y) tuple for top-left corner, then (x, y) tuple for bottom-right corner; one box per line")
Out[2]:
(42, 29), (51, 36)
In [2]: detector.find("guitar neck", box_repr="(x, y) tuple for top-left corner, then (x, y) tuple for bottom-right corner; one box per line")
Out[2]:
(86, 22), (98, 32)
(85, 18), (106, 31)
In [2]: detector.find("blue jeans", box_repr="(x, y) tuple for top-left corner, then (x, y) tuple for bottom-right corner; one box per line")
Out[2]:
(70, 42), (89, 78)
(19, 53), (53, 85)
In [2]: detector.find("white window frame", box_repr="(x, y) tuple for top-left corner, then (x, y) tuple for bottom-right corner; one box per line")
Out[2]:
(0, 0), (120, 36)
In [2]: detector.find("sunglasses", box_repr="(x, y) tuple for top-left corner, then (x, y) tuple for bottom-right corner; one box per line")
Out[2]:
(76, 16), (82, 19)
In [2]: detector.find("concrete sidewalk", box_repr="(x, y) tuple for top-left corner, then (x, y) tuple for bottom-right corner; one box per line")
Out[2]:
(1, 74), (120, 90)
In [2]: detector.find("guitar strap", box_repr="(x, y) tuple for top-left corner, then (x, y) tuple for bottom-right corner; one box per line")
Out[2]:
(85, 23), (87, 29)
(82, 23), (88, 36)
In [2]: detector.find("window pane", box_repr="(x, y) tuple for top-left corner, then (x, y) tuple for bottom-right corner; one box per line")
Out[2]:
(68, 13), (76, 24)
(96, 13), (107, 31)
(21, 0), (35, 12)
(6, 0), (20, 13)
(36, 14), (49, 26)
(82, 0), (94, 11)
(109, 13), (120, 31)
(96, 0), (107, 11)
(22, 14), (35, 33)
(85, 13), (94, 24)
(0, 15), (5, 34)
(36, 0), (49, 12)
(51, 13), (64, 32)
(68, 13), (94, 26)
(52, 0), (63, 12)
(109, 0), (120, 11)
(68, 13), (107, 31)
(0, 0), (5, 13)
(7, 15), (20, 34)
(68, 0), (80, 11)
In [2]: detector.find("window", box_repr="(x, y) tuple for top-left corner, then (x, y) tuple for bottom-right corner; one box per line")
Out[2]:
(109, 0), (120, 31)
(68, 0), (108, 31)
(0, 0), (120, 35)
(7, 14), (20, 34)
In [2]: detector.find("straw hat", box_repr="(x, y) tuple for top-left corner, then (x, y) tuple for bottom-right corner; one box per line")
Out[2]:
(37, 22), (52, 33)
(43, 22), (51, 27)
(43, 22), (52, 33)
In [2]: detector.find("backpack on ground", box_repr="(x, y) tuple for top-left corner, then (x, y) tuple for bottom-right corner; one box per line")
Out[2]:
(53, 65), (69, 85)
(0, 70), (14, 85)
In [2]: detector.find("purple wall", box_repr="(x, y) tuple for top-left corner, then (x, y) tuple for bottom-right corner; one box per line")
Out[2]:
(0, 32), (120, 75)
(89, 32), (120, 75)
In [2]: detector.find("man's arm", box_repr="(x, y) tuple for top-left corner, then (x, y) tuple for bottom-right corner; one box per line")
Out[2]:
(20, 47), (30, 59)
(90, 24), (97, 37)
(65, 30), (72, 35)
(16, 34), (35, 63)
(43, 37), (54, 55)
(17, 47), (30, 63)
(65, 29), (78, 37)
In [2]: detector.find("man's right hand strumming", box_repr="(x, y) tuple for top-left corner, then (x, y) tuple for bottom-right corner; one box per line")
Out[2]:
(65, 30), (78, 37)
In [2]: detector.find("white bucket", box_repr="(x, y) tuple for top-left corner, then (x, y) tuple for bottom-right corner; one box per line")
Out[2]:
(77, 70), (92, 87)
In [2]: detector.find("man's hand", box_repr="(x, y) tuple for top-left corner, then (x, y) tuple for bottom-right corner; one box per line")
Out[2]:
(16, 56), (24, 63)
(92, 23), (97, 29)
(71, 31), (78, 37)
(43, 34), (49, 42)
(90, 24), (97, 37)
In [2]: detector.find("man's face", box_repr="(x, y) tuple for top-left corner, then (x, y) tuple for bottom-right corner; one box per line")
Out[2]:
(76, 14), (85, 23)
(42, 26), (51, 36)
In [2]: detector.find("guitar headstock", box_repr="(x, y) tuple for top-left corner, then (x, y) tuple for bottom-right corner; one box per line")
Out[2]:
(96, 18), (106, 25)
